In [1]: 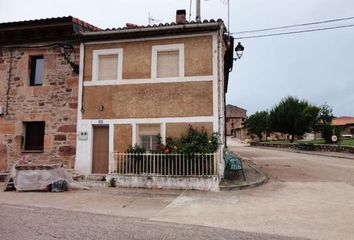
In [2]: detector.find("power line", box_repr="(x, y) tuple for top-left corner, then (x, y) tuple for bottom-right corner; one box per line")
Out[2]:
(231, 16), (354, 35)
(233, 24), (354, 40)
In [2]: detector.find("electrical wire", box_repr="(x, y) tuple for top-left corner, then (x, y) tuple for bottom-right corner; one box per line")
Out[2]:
(231, 16), (354, 35)
(233, 24), (354, 39)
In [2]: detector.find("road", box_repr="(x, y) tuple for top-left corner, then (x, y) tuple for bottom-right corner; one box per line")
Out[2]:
(0, 204), (301, 240)
(0, 140), (354, 239)
(232, 143), (354, 184)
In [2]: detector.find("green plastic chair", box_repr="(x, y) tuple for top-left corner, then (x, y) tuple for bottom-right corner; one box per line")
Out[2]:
(223, 147), (246, 181)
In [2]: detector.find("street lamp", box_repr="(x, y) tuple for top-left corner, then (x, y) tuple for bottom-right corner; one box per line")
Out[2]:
(234, 42), (245, 60)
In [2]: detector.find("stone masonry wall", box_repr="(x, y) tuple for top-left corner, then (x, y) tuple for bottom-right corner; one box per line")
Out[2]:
(0, 45), (79, 171)
(225, 105), (246, 136)
(250, 142), (354, 154)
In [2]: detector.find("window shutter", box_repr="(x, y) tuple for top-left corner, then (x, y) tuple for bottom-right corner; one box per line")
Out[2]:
(98, 54), (118, 80)
(157, 51), (179, 78)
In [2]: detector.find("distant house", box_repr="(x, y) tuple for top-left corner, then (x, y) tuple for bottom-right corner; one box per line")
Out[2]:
(332, 116), (354, 137)
(225, 104), (246, 139)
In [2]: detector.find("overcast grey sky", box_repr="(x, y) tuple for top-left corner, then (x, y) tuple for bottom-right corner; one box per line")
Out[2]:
(1, 0), (353, 116)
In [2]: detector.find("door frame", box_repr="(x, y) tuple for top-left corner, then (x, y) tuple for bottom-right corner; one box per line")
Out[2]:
(91, 124), (110, 174)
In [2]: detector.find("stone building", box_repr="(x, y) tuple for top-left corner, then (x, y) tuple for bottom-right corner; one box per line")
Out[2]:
(225, 104), (247, 139)
(0, 17), (99, 171)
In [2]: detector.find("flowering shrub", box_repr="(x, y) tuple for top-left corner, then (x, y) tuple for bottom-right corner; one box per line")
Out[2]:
(155, 136), (179, 154)
(155, 126), (219, 154)
(177, 126), (220, 154)
(126, 126), (220, 154)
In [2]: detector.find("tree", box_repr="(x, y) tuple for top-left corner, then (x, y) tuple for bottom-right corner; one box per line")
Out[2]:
(313, 103), (334, 140)
(317, 103), (334, 125)
(322, 124), (341, 144)
(268, 96), (319, 142)
(245, 111), (269, 142)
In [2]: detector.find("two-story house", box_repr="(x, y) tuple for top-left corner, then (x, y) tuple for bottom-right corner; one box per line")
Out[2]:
(74, 11), (234, 190)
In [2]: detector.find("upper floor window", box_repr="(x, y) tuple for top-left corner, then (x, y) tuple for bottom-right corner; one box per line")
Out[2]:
(157, 51), (179, 78)
(29, 56), (43, 86)
(92, 49), (123, 82)
(151, 44), (184, 79)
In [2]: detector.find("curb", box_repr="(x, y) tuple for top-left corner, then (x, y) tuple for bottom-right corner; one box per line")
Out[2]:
(251, 146), (354, 160)
(219, 152), (269, 191)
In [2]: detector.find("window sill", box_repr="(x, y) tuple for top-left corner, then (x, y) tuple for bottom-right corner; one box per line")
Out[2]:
(89, 79), (120, 84)
(21, 150), (44, 153)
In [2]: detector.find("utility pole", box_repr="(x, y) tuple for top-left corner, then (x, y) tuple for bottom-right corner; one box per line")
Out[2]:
(196, 0), (201, 21)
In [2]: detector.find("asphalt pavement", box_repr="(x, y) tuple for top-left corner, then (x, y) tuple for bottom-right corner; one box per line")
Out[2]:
(0, 204), (305, 240)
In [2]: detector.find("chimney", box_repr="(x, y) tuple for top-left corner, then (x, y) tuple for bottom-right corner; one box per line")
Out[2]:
(126, 23), (138, 29)
(176, 9), (186, 24)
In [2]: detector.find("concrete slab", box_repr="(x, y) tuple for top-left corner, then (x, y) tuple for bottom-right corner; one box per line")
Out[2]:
(151, 182), (354, 240)
(0, 187), (180, 219)
(120, 197), (174, 218)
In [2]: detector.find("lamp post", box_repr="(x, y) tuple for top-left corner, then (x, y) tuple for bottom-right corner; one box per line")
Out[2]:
(234, 42), (245, 60)
(225, 41), (245, 148)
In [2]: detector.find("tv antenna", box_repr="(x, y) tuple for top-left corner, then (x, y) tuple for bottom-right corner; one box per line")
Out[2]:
(199, 0), (230, 34)
(148, 12), (162, 25)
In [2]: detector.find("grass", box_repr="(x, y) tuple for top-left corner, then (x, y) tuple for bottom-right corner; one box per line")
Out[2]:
(261, 140), (292, 144)
(299, 139), (326, 144)
(261, 138), (354, 146)
(338, 138), (354, 146)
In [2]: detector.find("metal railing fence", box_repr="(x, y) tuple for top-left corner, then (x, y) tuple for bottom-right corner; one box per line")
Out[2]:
(109, 152), (218, 177)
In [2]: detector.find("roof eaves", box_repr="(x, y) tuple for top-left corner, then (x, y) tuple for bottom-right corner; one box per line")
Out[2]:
(82, 20), (224, 38)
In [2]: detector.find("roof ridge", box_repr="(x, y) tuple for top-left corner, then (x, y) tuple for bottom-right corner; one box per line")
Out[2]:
(101, 18), (224, 32)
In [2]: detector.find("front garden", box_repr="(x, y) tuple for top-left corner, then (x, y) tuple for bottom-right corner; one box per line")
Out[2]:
(110, 126), (221, 177)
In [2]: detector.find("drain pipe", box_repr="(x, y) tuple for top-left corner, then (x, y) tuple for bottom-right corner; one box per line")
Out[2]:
(5, 48), (13, 115)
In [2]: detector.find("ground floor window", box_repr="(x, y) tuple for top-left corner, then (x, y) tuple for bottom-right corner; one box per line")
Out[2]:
(24, 121), (45, 151)
(137, 124), (161, 151)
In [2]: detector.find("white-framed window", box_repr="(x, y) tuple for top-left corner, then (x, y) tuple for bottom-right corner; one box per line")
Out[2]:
(137, 124), (161, 151)
(92, 48), (123, 82)
(151, 44), (184, 79)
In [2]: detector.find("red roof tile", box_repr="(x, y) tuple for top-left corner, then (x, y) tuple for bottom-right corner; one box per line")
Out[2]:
(331, 116), (354, 126)
(101, 19), (224, 32)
